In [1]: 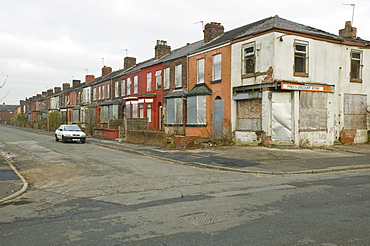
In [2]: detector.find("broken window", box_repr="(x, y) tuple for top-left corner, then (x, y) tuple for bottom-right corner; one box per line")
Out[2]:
(351, 50), (362, 81)
(294, 41), (308, 75)
(243, 43), (255, 75)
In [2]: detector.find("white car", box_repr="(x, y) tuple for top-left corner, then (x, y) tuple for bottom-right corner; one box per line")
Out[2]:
(55, 125), (86, 143)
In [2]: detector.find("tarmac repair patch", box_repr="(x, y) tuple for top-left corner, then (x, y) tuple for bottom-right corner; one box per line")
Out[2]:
(0, 169), (20, 181)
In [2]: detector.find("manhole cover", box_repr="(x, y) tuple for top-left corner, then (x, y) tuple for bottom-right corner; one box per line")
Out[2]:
(179, 212), (224, 226)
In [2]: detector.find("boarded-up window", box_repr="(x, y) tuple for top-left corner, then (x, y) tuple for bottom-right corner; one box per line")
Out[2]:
(344, 94), (367, 129)
(236, 99), (262, 130)
(299, 92), (327, 131)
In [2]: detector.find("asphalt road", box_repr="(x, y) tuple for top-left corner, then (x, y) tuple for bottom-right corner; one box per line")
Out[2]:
(0, 126), (369, 245)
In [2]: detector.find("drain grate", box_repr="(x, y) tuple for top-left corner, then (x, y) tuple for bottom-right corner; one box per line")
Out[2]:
(179, 212), (224, 226)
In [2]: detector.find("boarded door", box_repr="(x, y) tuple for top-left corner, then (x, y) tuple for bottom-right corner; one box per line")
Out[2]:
(272, 93), (292, 141)
(213, 99), (224, 139)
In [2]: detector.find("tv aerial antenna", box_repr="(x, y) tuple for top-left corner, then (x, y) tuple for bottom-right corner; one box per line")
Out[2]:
(343, 3), (355, 25)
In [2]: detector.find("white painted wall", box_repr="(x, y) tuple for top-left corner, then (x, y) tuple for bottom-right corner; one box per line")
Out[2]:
(231, 31), (370, 146)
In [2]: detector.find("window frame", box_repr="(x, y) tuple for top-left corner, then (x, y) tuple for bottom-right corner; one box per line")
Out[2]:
(126, 78), (131, 95)
(147, 72), (152, 91)
(212, 53), (222, 81)
(197, 58), (205, 84)
(164, 67), (170, 89)
(350, 49), (363, 82)
(155, 70), (162, 90)
(133, 75), (138, 94)
(175, 64), (182, 88)
(242, 42), (255, 76)
(294, 40), (309, 77)
(187, 95), (206, 125)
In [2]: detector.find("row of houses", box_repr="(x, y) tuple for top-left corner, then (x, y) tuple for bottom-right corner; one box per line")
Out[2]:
(13, 15), (370, 147)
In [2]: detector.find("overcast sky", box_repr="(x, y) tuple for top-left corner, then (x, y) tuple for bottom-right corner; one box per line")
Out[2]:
(1, 0), (369, 105)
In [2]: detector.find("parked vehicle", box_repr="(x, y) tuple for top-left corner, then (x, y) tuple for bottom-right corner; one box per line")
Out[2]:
(55, 125), (86, 143)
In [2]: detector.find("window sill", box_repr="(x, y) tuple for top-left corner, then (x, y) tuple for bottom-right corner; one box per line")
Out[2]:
(294, 72), (309, 77)
(241, 74), (255, 79)
(350, 78), (363, 83)
(210, 79), (222, 84)
(186, 124), (207, 127)
(165, 124), (184, 127)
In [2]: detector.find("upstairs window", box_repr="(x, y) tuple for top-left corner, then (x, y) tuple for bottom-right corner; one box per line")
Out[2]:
(294, 41), (308, 76)
(121, 80), (126, 97)
(243, 43), (255, 75)
(133, 76), (138, 94)
(164, 67), (170, 89)
(175, 64), (182, 87)
(213, 53), (222, 81)
(114, 81), (119, 98)
(197, 58), (205, 83)
(147, 72), (152, 91)
(126, 78), (131, 95)
(351, 50), (362, 82)
(155, 70), (162, 90)
(106, 84), (110, 98)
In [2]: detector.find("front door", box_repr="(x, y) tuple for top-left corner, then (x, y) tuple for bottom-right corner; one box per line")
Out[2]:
(271, 92), (292, 141)
(213, 98), (224, 139)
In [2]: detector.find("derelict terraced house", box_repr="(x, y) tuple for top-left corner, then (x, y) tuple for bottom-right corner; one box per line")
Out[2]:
(228, 15), (370, 147)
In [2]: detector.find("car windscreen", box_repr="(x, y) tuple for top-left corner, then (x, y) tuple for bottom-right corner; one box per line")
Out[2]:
(64, 125), (82, 131)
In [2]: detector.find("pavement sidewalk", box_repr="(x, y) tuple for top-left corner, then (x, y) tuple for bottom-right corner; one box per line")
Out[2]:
(87, 138), (370, 174)
(0, 152), (28, 203)
(1, 128), (370, 202)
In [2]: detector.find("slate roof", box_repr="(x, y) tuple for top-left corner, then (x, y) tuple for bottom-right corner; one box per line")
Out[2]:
(195, 15), (370, 53)
(0, 104), (19, 111)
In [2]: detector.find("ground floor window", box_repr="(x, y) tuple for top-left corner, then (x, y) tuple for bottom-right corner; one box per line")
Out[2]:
(146, 103), (152, 122)
(236, 99), (262, 130)
(187, 95), (206, 125)
(72, 109), (79, 123)
(100, 106), (109, 123)
(166, 98), (183, 124)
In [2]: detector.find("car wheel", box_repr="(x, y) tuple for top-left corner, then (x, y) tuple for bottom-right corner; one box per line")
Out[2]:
(62, 136), (67, 143)
(55, 134), (59, 142)
(81, 139), (86, 144)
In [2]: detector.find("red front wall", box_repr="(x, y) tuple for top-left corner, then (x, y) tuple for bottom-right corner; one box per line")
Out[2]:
(186, 45), (232, 138)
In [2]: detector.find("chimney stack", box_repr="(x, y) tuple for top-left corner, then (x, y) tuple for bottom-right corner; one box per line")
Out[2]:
(155, 40), (171, 59)
(47, 89), (53, 96)
(62, 83), (70, 91)
(339, 21), (357, 38)
(54, 87), (61, 94)
(85, 75), (95, 83)
(72, 80), (81, 88)
(102, 66), (112, 77)
(124, 57), (136, 70)
(203, 22), (224, 43)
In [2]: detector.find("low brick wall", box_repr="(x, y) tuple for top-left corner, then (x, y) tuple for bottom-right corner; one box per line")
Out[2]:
(174, 135), (199, 149)
(341, 129), (356, 144)
(127, 130), (167, 146)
